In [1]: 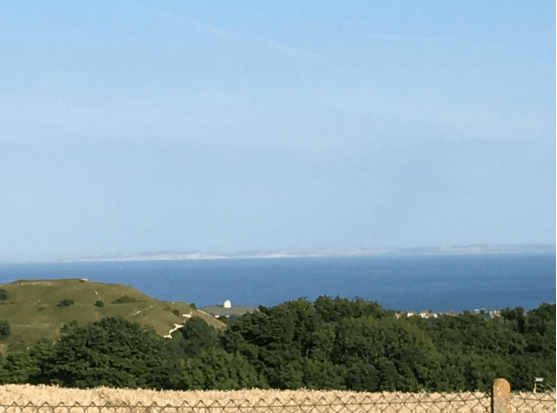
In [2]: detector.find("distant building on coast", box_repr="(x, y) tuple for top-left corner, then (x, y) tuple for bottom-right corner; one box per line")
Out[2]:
(222, 300), (231, 309)
(396, 310), (439, 319)
(419, 310), (438, 319)
(489, 309), (501, 318)
(394, 309), (502, 319)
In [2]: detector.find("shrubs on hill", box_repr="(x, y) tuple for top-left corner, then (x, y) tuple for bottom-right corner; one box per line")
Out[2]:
(0, 289), (8, 301)
(216, 316), (232, 325)
(0, 320), (10, 339)
(94, 300), (104, 307)
(111, 295), (138, 304)
(56, 299), (74, 308)
(60, 321), (78, 336)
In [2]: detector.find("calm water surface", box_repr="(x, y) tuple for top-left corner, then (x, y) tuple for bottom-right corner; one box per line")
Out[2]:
(0, 253), (554, 312)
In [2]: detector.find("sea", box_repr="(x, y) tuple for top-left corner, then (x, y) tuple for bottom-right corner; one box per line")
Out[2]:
(0, 253), (554, 313)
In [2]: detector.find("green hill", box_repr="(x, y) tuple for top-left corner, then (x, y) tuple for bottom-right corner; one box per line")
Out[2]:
(0, 278), (224, 355)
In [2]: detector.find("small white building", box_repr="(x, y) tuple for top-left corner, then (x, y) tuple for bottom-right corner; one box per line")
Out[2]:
(489, 309), (501, 318)
(419, 311), (438, 319)
(223, 300), (231, 309)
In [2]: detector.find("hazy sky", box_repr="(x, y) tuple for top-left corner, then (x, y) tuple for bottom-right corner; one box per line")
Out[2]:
(1, 1), (555, 261)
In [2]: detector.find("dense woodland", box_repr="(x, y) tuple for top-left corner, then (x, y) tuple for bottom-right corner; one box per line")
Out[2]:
(0, 296), (553, 392)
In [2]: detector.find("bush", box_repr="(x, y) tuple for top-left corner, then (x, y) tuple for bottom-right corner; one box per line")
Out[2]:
(56, 299), (74, 308)
(60, 320), (78, 336)
(94, 301), (104, 307)
(111, 295), (137, 304)
(0, 289), (8, 301)
(178, 317), (219, 359)
(0, 320), (10, 339)
(172, 309), (180, 316)
(0, 341), (55, 384)
(217, 316), (231, 325)
(172, 348), (267, 390)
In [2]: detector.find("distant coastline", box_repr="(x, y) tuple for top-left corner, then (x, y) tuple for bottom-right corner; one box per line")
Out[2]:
(2, 244), (554, 265)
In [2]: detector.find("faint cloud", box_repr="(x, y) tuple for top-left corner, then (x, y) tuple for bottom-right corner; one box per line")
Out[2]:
(261, 39), (321, 61)
(118, 0), (229, 38)
(364, 33), (457, 44)
(196, 22), (229, 38)
(119, 0), (320, 61)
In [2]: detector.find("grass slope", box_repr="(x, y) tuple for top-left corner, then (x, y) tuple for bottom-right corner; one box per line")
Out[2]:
(0, 278), (224, 355)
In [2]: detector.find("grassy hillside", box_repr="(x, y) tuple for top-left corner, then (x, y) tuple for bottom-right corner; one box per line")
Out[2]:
(0, 278), (224, 355)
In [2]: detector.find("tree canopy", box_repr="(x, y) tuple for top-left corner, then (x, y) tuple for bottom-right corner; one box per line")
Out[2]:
(0, 298), (553, 392)
(39, 317), (172, 388)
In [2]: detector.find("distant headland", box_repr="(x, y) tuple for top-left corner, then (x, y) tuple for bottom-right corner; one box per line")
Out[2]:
(8, 243), (554, 264)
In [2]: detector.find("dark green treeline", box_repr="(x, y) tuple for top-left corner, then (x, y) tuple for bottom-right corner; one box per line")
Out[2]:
(0, 297), (554, 392)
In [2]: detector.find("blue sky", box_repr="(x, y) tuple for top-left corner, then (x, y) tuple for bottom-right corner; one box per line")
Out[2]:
(0, 1), (555, 261)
